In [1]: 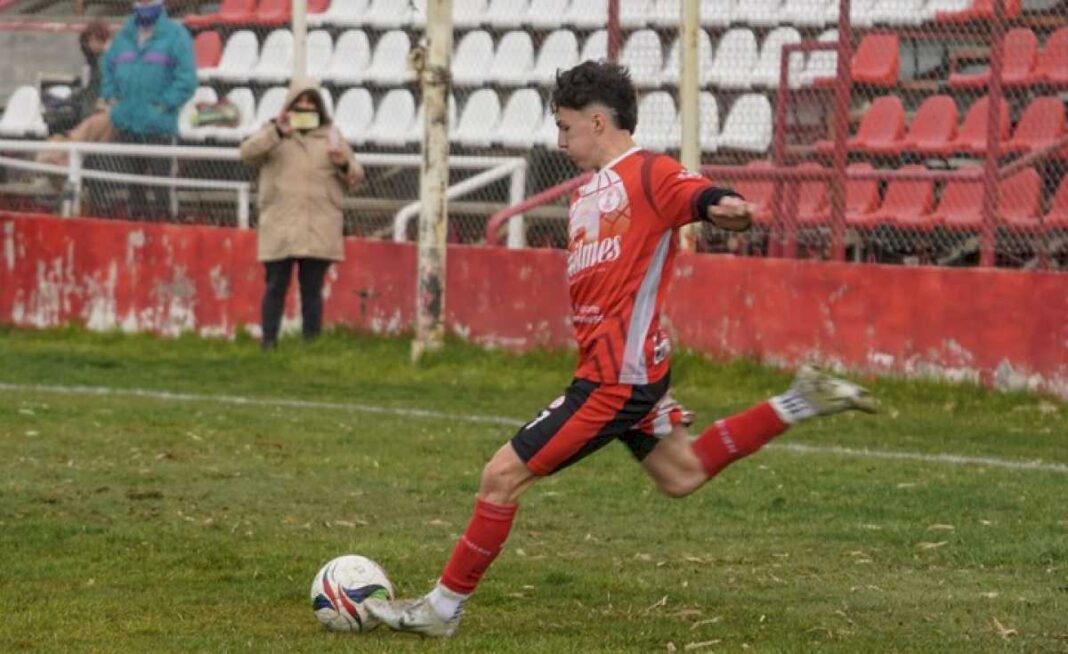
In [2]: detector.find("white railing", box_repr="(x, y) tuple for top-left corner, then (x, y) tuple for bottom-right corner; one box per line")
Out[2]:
(0, 140), (526, 238)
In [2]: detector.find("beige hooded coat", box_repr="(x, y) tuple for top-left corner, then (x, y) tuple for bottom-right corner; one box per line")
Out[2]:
(240, 77), (362, 262)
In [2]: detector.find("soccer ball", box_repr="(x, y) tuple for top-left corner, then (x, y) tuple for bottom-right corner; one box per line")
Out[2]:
(310, 554), (394, 632)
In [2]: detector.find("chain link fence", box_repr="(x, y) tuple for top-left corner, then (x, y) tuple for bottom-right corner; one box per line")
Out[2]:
(0, 0), (1065, 268)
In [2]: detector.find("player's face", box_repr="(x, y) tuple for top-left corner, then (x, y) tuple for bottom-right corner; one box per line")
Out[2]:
(554, 106), (600, 171)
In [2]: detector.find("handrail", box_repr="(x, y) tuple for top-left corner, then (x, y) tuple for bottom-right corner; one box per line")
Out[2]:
(392, 158), (527, 242)
(485, 172), (591, 247)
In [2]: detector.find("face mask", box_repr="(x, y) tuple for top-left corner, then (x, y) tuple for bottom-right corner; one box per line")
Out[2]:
(289, 111), (321, 131)
(133, 1), (163, 27)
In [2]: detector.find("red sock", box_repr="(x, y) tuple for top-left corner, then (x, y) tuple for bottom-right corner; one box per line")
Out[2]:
(439, 498), (518, 595)
(690, 401), (788, 478)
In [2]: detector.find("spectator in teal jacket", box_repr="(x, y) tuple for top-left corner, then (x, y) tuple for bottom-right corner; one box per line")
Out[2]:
(99, 0), (195, 220)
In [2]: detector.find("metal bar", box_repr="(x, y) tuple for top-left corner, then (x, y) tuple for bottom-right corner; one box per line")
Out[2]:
(486, 172), (592, 246)
(772, 43), (793, 258)
(607, 0), (620, 63)
(292, 0), (307, 79)
(980, 0), (1006, 267)
(505, 161), (528, 248)
(679, 0), (701, 252)
(830, 0), (853, 261)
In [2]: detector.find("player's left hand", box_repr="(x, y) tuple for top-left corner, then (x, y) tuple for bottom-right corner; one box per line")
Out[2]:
(707, 195), (755, 232)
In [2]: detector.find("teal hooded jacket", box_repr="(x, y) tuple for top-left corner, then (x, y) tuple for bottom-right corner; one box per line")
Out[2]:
(101, 11), (196, 136)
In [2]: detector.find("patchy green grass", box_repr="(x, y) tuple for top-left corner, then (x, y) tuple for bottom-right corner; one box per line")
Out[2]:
(1, 327), (1065, 652)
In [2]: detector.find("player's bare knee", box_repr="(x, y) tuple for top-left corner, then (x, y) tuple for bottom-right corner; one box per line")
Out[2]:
(477, 446), (532, 504)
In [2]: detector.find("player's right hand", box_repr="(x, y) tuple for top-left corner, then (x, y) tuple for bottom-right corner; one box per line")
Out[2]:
(708, 196), (755, 232)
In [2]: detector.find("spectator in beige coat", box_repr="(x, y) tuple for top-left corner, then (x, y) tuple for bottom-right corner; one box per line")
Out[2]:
(240, 76), (364, 350)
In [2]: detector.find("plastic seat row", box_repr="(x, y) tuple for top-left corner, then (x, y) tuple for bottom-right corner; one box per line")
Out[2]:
(726, 161), (1066, 232)
(949, 27), (1068, 89)
(0, 85), (47, 138)
(815, 94), (1066, 156)
(633, 92), (773, 153)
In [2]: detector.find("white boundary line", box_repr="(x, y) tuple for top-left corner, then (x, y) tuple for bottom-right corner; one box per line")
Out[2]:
(2, 381), (1066, 475)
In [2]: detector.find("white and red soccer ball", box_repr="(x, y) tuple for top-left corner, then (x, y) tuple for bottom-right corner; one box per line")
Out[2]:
(310, 555), (394, 632)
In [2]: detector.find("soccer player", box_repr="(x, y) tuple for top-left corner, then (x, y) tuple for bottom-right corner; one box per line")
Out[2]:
(366, 61), (877, 638)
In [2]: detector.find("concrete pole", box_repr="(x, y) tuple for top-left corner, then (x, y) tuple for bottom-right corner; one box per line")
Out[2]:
(679, 0), (701, 251)
(412, 0), (453, 362)
(292, 0), (307, 78)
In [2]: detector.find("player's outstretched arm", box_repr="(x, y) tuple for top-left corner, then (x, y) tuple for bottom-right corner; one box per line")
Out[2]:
(705, 194), (756, 232)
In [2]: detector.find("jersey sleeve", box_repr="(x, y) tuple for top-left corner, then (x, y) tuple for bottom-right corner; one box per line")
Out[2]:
(645, 154), (715, 228)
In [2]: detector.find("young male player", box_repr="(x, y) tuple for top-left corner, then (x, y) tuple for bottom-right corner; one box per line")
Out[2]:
(366, 61), (877, 638)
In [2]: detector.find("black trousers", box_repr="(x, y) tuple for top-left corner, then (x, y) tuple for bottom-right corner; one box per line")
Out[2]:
(261, 257), (332, 346)
(108, 130), (175, 221)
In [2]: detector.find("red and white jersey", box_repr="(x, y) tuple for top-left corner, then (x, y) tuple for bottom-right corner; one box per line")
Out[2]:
(567, 147), (713, 385)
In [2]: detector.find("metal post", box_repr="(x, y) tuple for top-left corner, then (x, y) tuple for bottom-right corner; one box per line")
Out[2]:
(679, 0), (701, 251)
(238, 185), (250, 229)
(292, 0), (307, 78)
(69, 149), (83, 217)
(607, 0), (620, 63)
(412, 0), (453, 362)
(829, 0), (853, 261)
(980, 0), (1006, 268)
(505, 161), (527, 248)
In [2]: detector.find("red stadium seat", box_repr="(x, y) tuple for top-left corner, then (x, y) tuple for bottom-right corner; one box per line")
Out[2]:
(1004, 96), (1066, 154)
(900, 95), (959, 156)
(948, 28), (1038, 89)
(869, 164), (935, 229)
(254, 0), (291, 25)
(193, 30), (223, 70)
(815, 96), (905, 154)
(1044, 174), (1068, 229)
(950, 95), (1010, 155)
(852, 33), (899, 86)
(843, 163), (883, 228)
(794, 162), (829, 226)
(1036, 27), (1068, 87)
(931, 166), (983, 230)
(186, 0), (256, 27)
(936, 0), (1020, 22)
(308, 0), (331, 13)
(730, 160), (776, 226)
(998, 167), (1043, 230)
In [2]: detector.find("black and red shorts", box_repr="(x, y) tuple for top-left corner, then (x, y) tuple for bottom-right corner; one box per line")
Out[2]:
(510, 373), (694, 476)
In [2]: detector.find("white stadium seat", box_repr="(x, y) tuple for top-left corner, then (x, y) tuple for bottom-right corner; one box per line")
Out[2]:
(363, 0), (414, 28)
(923, 0), (971, 19)
(453, 0), (488, 28)
(489, 31), (535, 86)
(699, 91), (719, 153)
(563, 0), (606, 28)
(580, 30), (607, 63)
(368, 88), (416, 146)
(364, 30), (413, 85)
(250, 86), (289, 133)
(869, 0), (926, 24)
(718, 93), (772, 153)
(849, 0), (878, 28)
(633, 91), (678, 151)
(335, 87), (374, 144)
(535, 107), (557, 147)
(751, 26), (803, 89)
(620, 0), (654, 28)
(212, 30), (258, 83)
(662, 31), (714, 86)
(733, 0), (783, 27)
(454, 89), (501, 147)
(527, 0), (571, 29)
(452, 30), (495, 86)
(708, 28), (758, 90)
(177, 86), (217, 141)
(652, 0), (679, 28)
(324, 30), (371, 84)
(531, 29), (579, 86)
(305, 30), (333, 75)
(308, 0), (368, 26)
(251, 29), (293, 83)
(620, 29), (664, 89)
(495, 88), (544, 148)
(701, 0), (734, 27)
(213, 87), (257, 142)
(799, 29), (838, 86)
(485, 0), (529, 28)
(781, 0), (834, 26)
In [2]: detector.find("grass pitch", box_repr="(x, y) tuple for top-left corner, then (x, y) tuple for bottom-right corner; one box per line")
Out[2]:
(0, 327), (1065, 653)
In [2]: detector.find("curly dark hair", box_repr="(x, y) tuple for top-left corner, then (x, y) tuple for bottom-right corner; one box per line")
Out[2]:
(551, 60), (637, 134)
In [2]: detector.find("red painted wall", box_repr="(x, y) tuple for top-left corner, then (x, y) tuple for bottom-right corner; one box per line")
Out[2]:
(1, 213), (1065, 397)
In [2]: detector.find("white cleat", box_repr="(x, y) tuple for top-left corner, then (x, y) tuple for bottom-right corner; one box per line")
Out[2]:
(791, 365), (878, 416)
(364, 595), (463, 638)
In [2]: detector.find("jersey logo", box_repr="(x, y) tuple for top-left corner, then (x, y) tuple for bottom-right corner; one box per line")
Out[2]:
(568, 169), (631, 278)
